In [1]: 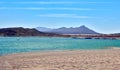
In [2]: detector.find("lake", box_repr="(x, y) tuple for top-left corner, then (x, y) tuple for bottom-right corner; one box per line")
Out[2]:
(0, 37), (120, 55)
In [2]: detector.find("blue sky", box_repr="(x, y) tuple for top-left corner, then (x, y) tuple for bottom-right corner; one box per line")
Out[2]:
(0, 0), (120, 33)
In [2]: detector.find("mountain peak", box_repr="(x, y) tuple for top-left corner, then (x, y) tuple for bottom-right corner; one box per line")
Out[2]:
(79, 25), (87, 28)
(58, 27), (67, 29)
(36, 27), (52, 32)
(36, 25), (99, 34)
(80, 25), (86, 27)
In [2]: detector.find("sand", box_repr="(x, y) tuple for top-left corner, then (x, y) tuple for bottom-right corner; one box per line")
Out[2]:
(0, 49), (120, 70)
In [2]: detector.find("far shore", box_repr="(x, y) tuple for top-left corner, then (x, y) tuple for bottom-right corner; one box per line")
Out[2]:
(0, 36), (120, 40)
(1, 48), (120, 70)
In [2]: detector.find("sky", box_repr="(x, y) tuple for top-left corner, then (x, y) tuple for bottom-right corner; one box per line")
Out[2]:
(0, 0), (120, 34)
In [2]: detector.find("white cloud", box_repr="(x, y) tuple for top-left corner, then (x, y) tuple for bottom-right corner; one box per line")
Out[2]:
(11, 2), (99, 4)
(0, 2), (111, 4)
(38, 14), (92, 19)
(12, 2), (79, 4)
(0, 7), (93, 11)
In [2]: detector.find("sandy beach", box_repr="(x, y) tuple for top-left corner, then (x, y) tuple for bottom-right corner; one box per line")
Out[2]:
(0, 49), (120, 70)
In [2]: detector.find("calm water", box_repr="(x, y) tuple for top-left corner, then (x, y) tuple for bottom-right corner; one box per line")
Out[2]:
(0, 37), (120, 55)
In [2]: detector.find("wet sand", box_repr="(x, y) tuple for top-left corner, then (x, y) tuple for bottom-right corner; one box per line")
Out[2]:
(0, 49), (120, 70)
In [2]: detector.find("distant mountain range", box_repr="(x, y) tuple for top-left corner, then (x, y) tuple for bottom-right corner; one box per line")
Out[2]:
(0, 27), (120, 38)
(36, 25), (99, 34)
(0, 27), (61, 37)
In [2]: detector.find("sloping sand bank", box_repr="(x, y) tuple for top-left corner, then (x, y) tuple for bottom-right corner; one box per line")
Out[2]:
(0, 49), (120, 70)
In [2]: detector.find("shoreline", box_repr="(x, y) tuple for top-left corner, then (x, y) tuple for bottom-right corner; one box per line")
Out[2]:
(1, 46), (120, 56)
(1, 48), (120, 70)
(0, 36), (120, 40)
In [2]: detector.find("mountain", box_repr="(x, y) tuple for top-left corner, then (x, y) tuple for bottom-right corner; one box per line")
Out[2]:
(0, 27), (60, 37)
(36, 25), (99, 34)
(36, 27), (53, 32)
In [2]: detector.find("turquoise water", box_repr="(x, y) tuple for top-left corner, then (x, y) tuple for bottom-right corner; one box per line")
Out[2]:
(0, 37), (120, 55)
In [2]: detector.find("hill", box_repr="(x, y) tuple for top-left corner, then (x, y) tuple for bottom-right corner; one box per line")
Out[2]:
(0, 27), (60, 37)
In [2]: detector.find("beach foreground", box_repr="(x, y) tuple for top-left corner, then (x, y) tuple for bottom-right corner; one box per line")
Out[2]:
(0, 49), (120, 70)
